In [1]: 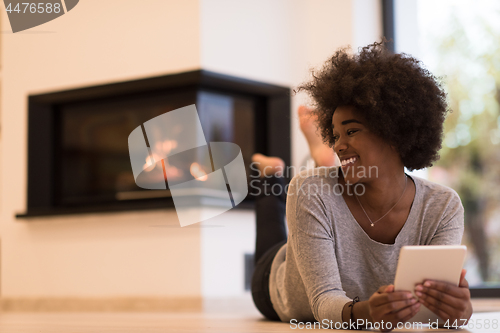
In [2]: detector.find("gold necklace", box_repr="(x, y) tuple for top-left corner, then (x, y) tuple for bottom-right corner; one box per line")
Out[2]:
(355, 175), (408, 227)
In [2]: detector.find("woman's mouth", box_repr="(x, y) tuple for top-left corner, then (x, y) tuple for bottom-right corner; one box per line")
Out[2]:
(341, 156), (358, 168)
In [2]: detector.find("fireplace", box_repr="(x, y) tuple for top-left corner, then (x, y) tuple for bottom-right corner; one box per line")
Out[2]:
(19, 70), (290, 217)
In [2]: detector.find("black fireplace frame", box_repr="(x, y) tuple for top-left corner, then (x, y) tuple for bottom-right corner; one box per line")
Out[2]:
(18, 70), (291, 218)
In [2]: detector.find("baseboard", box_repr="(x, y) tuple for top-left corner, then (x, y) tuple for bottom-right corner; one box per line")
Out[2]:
(0, 297), (203, 312)
(471, 298), (500, 312)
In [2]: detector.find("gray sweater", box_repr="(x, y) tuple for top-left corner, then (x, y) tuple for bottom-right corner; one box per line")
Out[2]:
(269, 167), (464, 324)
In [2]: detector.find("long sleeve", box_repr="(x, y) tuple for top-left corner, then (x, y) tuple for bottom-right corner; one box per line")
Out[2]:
(286, 176), (351, 324)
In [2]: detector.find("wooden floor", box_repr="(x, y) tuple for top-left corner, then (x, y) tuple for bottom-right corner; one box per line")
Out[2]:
(0, 297), (498, 332)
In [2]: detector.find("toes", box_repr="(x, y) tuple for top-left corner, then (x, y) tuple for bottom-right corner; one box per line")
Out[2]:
(251, 154), (285, 177)
(251, 153), (264, 163)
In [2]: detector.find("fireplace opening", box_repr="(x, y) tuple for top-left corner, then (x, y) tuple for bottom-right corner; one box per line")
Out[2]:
(20, 70), (290, 217)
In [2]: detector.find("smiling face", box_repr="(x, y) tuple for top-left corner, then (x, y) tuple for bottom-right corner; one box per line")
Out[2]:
(332, 105), (403, 184)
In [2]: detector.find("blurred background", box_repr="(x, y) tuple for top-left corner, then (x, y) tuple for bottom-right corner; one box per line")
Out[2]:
(0, 0), (498, 313)
(396, 0), (500, 291)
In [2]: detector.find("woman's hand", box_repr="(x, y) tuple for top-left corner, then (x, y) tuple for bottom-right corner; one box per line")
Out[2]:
(414, 269), (472, 324)
(368, 285), (421, 331)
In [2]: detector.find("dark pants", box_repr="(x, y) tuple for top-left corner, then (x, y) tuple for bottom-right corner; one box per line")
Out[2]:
(250, 176), (288, 321)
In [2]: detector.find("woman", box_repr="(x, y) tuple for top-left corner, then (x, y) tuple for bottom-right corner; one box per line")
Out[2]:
(250, 41), (472, 330)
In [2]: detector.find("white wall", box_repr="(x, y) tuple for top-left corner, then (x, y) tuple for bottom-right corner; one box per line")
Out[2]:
(1, 0), (202, 301)
(1, 0), (381, 304)
(352, 0), (383, 51)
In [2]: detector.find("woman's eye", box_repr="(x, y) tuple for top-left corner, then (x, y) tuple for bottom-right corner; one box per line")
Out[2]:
(347, 129), (358, 135)
(332, 135), (339, 142)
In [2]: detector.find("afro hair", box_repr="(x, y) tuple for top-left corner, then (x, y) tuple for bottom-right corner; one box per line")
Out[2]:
(296, 41), (449, 171)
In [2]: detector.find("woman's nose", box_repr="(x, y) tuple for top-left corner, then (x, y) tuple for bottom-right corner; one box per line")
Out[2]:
(334, 137), (348, 154)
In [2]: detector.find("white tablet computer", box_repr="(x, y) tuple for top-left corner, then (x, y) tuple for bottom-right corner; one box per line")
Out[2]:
(393, 245), (467, 325)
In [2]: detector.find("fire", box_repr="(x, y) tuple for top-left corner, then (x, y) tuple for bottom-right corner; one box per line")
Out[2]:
(143, 154), (159, 172)
(165, 165), (183, 178)
(190, 162), (208, 181)
(155, 139), (178, 156)
(143, 139), (178, 173)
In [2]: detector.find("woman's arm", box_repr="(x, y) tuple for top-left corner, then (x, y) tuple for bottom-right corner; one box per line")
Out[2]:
(285, 176), (354, 324)
(342, 285), (421, 331)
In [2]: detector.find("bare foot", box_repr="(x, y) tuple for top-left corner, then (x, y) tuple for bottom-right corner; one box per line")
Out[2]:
(298, 105), (339, 167)
(251, 153), (285, 177)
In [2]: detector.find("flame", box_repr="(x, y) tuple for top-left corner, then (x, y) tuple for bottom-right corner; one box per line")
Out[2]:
(143, 139), (178, 173)
(165, 165), (183, 178)
(154, 139), (178, 156)
(143, 154), (158, 172)
(163, 140), (177, 153)
(190, 162), (208, 181)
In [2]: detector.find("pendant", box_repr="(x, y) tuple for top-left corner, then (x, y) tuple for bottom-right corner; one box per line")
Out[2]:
(370, 223), (374, 227)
